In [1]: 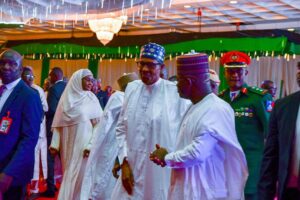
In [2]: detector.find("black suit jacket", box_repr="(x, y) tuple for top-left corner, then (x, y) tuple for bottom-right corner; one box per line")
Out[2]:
(0, 80), (43, 186)
(258, 91), (300, 200)
(96, 90), (109, 110)
(46, 81), (66, 137)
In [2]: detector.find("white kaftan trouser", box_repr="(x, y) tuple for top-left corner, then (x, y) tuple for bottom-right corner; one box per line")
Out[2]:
(81, 91), (124, 200)
(32, 117), (48, 181)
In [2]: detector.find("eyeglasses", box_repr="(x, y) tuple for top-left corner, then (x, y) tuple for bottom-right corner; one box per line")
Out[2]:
(136, 61), (161, 70)
(24, 74), (35, 79)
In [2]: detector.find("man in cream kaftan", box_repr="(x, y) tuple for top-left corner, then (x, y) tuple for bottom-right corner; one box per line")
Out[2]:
(81, 73), (138, 200)
(111, 78), (190, 200)
(111, 43), (191, 200)
(165, 93), (248, 200)
(150, 53), (248, 200)
(50, 69), (103, 200)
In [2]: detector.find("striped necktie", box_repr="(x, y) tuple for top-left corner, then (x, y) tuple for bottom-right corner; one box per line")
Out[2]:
(230, 92), (237, 101)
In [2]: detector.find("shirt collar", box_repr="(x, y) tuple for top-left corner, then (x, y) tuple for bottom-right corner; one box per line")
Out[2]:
(55, 79), (63, 84)
(143, 78), (162, 94)
(5, 78), (21, 90)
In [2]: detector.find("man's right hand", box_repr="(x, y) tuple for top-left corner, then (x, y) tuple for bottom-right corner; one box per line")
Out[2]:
(121, 158), (134, 195)
(149, 144), (168, 167)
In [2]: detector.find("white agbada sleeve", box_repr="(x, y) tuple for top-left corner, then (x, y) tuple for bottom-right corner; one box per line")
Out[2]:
(80, 91), (124, 200)
(165, 133), (218, 168)
(84, 118), (102, 150)
(115, 84), (135, 162)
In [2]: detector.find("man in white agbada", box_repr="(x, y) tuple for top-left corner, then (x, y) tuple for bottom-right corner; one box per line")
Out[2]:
(21, 66), (48, 194)
(50, 69), (103, 200)
(111, 43), (191, 199)
(80, 72), (139, 200)
(150, 53), (248, 200)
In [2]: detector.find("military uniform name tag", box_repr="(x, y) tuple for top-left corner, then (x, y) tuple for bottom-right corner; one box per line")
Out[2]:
(0, 111), (12, 134)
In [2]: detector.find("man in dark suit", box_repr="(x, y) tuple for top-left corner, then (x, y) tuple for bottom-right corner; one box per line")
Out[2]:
(94, 78), (108, 109)
(0, 49), (43, 200)
(40, 67), (66, 197)
(258, 62), (300, 200)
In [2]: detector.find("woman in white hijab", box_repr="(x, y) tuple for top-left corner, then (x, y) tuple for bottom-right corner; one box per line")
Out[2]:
(50, 69), (103, 200)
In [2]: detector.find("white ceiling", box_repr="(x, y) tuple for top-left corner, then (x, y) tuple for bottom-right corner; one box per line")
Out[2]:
(0, 0), (300, 43)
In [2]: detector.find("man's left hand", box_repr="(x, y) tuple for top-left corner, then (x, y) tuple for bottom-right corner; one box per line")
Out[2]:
(121, 158), (134, 195)
(0, 173), (13, 194)
(149, 144), (168, 167)
(83, 149), (90, 158)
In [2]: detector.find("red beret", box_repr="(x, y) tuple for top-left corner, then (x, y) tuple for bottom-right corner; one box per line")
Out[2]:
(221, 51), (250, 68)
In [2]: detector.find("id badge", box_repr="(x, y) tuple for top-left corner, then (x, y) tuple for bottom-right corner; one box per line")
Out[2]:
(0, 111), (12, 134)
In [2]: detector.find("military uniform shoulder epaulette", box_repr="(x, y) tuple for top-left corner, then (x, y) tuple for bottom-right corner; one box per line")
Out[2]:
(218, 89), (227, 97)
(248, 86), (268, 96)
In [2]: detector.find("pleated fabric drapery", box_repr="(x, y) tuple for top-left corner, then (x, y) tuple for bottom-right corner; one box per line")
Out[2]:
(23, 56), (300, 98)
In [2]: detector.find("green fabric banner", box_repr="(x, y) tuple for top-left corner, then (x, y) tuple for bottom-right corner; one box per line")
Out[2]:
(88, 58), (99, 78)
(11, 37), (292, 59)
(288, 42), (300, 54)
(41, 58), (50, 86)
(218, 66), (228, 92)
(164, 37), (287, 54)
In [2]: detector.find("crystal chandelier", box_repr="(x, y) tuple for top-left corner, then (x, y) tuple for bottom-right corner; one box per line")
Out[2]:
(88, 16), (127, 45)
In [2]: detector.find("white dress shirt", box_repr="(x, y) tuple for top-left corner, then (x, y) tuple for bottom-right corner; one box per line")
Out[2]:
(287, 104), (300, 188)
(0, 78), (21, 112)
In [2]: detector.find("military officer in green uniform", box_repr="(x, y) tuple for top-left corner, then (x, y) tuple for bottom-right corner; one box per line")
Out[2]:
(219, 51), (273, 200)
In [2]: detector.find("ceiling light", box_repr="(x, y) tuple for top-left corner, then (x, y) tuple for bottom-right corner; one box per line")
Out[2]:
(230, 1), (238, 4)
(184, 5), (191, 8)
(287, 28), (295, 32)
(88, 16), (127, 46)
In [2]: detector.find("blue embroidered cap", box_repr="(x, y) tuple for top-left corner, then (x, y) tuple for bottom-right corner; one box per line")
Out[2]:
(140, 43), (165, 64)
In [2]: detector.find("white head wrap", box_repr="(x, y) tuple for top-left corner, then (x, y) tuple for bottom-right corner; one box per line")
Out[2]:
(52, 69), (102, 127)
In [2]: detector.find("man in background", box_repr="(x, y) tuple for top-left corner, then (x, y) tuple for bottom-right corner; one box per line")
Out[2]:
(209, 69), (220, 94)
(261, 80), (277, 99)
(258, 62), (300, 200)
(40, 67), (66, 197)
(21, 66), (48, 196)
(95, 78), (109, 109)
(219, 51), (272, 200)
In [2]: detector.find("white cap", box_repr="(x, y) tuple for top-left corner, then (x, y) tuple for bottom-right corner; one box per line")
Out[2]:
(209, 69), (220, 86)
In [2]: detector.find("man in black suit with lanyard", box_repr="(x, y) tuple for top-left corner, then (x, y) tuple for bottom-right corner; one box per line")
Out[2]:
(258, 62), (300, 200)
(0, 49), (43, 200)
